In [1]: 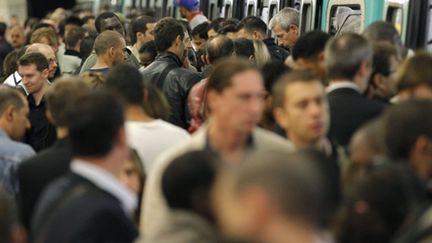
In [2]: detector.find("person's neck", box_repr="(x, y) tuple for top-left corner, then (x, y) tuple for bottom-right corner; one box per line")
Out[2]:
(56, 126), (69, 139)
(262, 219), (318, 243)
(207, 120), (251, 162)
(126, 105), (154, 122)
(186, 11), (200, 21)
(76, 153), (123, 178)
(133, 41), (143, 51)
(32, 81), (49, 106)
(289, 134), (326, 151)
(92, 56), (112, 69)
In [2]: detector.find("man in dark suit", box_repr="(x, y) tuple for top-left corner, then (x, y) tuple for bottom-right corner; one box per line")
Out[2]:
(17, 77), (90, 229)
(325, 33), (386, 147)
(31, 90), (137, 243)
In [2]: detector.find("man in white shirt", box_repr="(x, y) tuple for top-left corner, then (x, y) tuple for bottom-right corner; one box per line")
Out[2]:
(31, 90), (138, 243)
(105, 63), (190, 172)
(174, 0), (208, 31)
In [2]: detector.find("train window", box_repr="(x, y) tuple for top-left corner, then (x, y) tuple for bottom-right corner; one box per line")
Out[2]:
(428, 5), (432, 51)
(248, 4), (255, 15)
(210, 3), (215, 19)
(386, 6), (403, 33)
(329, 5), (361, 35)
(224, 4), (232, 18)
(301, 3), (313, 33)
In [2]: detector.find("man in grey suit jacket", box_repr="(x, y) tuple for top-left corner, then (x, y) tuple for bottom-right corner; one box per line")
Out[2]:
(141, 58), (293, 238)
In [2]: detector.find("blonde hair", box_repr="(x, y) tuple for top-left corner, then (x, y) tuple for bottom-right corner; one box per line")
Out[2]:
(252, 39), (271, 67)
(80, 72), (106, 90)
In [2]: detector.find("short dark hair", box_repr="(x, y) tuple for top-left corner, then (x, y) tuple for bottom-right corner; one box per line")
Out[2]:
(153, 18), (185, 52)
(0, 23), (7, 37)
(237, 16), (267, 36)
(105, 63), (143, 106)
(0, 86), (25, 115)
(325, 33), (372, 80)
(129, 15), (156, 44)
(191, 22), (209, 40)
(382, 100), (432, 160)
(207, 57), (258, 93)
(369, 42), (399, 88)
(138, 40), (157, 56)
(233, 38), (254, 59)
(272, 70), (320, 108)
(162, 151), (219, 213)
(209, 18), (225, 33)
(45, 77), (90, 126)
(261, 60), (291, 93)
(65, 26), (86, 48)
(217, 20), (238, 35)
(234, 150), (331, 228)
(60, 16), (84, 37)
(67, 90), (125, 157)
(95, 11), (121, 33)
(205, 35), (234, 63)
(292, 30), (331, 61)
(18, 52), (49, 72)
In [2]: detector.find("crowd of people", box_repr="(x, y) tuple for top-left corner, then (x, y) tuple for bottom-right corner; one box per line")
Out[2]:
(0, 0), (432, 242)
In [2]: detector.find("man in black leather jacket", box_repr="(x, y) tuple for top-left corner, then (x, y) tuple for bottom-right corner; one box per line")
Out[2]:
(141, 18), (202, 129)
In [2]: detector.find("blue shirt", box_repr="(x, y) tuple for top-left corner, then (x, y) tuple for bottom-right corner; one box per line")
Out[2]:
(0, 128), (35, 194)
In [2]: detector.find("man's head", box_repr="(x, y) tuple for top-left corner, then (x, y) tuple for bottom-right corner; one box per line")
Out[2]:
(204, 35), (234, 65)
(66, 90), (127, 165)
(191, 22), (209, 52)
(163, 150), (219, 222)
(212, 150), (330, 241)
(292, 30), (331, 78)
(26, 43), (58, 78)
(325, 33), (373, 93)
(208, 18), (225, 40)
(206, 58), (265, 134)
(94, 30), (127, 67)
(273, 71), (329, 148)
(154, 18), (188, 61)
(0, 86), (30, 141)
(382, 100), (432, 180)
(105, 63), (144, 107)
(396, 52), (432, 101)
(174, 0), (200, 18)
(8, 25), (26, 49)
(367, 42), (400, 101)
(45, 77), (90, 127)
(237, 16), (267, 41)
(18, 52), (49, 95)
(30, 27), (59, 53)
(269, 7), (300, 49)
(95, 11), (125, 36)
(363, 21), (406, 58)
(138, 40), (157, 67)
(65, 26), (86, 51)
(129, 15), (157, 48)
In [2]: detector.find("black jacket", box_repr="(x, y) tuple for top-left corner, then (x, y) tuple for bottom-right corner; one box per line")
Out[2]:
(32, 173), (138, 243)
(264, 38), (289, 62)
(328, 87), (386, 147)
(141, 52), (203, 129)
(17, 138), (72, 229)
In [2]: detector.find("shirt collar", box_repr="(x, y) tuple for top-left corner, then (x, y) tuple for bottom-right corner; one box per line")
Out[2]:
(70, 159), (138, 217)
(326, 81), (359, 93)
(0, 128), (9, 139)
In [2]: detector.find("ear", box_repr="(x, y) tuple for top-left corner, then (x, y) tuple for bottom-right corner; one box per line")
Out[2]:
(109, 46), (115, 57)
(373, 73), (386, 91)
(249, 55), (255, 64)
(136, 32), (144, 41)
(4, 105), (15, 122)
(273, 107), (289, 131)
(206, 90), (219, 112)
(175, 35), (182, 47)
(45, 110), (55, 125)
(252, 31), (260, 40)
(290, 24), (299, 35)
(411, 135), (432, 179)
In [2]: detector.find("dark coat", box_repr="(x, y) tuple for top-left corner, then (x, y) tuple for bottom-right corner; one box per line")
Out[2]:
(327, 87), (386, 147)
(17, 138), (72, 229)
(141, 52), (203, 129)
(31, 173), (138, 243)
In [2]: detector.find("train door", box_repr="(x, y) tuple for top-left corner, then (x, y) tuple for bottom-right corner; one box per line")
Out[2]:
(324, 0), (364, 35)
(425, 0), (432, 51)
(245, 0), (259, 17)
(161, 0), (175, 17)
(383, 0), (410, 44)
(261, 0), (280, 30)
(208, 0), (224, 20)
(300, 0), (323, 33)
(221, 0), (235, 18)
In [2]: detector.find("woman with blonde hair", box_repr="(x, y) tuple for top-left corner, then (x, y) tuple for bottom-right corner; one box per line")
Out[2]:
(252, 39), (271, 67)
